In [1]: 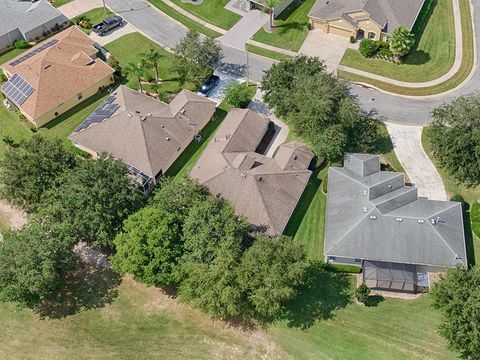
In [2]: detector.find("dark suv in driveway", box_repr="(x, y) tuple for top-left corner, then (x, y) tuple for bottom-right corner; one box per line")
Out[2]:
(93, 16), (123, 36)
(199, 75), (220, 97)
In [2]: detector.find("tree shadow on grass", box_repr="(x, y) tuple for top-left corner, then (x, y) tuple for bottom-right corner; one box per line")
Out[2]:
(403, 50), (431, 66)
(36, 260), (121, 319)
(365, 295), (384, 307)
(282, 263), (352, 329)
(462, 206), (476, 266)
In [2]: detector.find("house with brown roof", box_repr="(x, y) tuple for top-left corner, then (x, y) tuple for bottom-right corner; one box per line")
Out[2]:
(190, 108), (314, 235)
(308, 0), (425, 41)
(1, 26), (114, 127)
(69, 85), (216, 193)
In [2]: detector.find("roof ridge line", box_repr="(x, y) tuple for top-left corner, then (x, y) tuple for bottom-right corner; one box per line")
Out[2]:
(426, 219), (462, 262)
(253, 176), (278, 234)
(325, 208), (374, 254)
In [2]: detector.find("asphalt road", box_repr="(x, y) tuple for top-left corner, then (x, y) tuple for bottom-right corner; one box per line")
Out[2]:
(106, 0), (275, 85)
(107, 0), (479, 125)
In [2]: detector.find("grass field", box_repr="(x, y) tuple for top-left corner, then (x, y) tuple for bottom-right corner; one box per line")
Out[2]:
(339, 0), (473, 96)
(340, 0), (455, 82)
(168, 0), (241, 30)
(422, 126), (480, 265)
(253, 0), (315, 52)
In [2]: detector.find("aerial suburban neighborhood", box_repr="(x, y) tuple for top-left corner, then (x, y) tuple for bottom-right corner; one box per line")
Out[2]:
(0, 0), (478, 358)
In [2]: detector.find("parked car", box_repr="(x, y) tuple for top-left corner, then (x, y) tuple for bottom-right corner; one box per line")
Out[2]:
(199, 75), (220, 97)
(93, 16), (123, 36)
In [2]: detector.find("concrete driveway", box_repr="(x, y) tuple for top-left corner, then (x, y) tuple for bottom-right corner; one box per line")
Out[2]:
(200, 71), (241, 105)
(299, 30), (349, 72)
(58, 0), (104, 18)
(385, 122), (447, 201)
(89, 22), (136, 46)
(218, 10), (268, 50)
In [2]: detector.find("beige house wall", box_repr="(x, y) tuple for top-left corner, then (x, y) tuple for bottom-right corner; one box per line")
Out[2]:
(356, 19), (382, 40)
(311, 18), (356, 38)
(33, 74), (114, 128)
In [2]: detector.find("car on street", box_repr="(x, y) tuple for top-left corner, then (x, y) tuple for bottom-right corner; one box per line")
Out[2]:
(199, 75), (220, 97)
(93, 16), (124, 36)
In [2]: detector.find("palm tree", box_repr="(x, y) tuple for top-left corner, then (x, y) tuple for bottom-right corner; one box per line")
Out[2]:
(141, 46), (162, 83)
(263, 0), (279, 29)
(389, 26), (415, 61)
(124, 62), (146, 93)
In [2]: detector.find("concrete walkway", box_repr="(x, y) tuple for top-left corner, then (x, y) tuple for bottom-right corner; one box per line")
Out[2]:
(218, 10), (268, 50)
(58, 0), (104, 18)
(339, 0), (463, 88)
(385, 122), (447, 201)
(248, 89), (289, 157)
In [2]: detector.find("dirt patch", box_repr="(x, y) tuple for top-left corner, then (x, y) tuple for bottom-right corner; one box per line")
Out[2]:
(0, 200), (27, 240)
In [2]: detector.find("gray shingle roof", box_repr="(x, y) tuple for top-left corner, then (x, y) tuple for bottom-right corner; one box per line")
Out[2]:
(0, 0), (67, 36)
(69, 85), (216, 178)
(325, 153), (467, 267)
(190, 108), (314, 235)
(309, 0), (425, 32)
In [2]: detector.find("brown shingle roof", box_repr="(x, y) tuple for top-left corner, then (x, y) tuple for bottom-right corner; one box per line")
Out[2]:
(190, 108), (314, 235)
(69, 85), (216, 178)
(1, 27), (114, 120)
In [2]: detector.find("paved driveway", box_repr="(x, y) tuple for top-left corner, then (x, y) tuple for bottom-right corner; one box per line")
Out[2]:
(59, 0), (104, 18)
(300, 30), (349, 72)
(386, 122), (447, 201)
(201, 71), (241, 105)
(89, 22), (136, 46)
(218, 10), (268, 50)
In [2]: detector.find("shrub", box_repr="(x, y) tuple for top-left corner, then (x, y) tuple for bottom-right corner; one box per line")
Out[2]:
(325, 263), (361, 274)
(376, 41), (392, 57)
(355, 284), (371, 303)
(224, 83), (251, 108)
(359, 39), (379, 58)
(13, 40), (30, 49)
(471, 202), (480, 239)
(322, 171), (328, 193)
(349, 35), (356, 44)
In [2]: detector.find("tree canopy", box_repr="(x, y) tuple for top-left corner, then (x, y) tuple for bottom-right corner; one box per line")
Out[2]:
(0, 135), (77, 213)
(39, 156), (144, 249)
(261, 56), (379, 161)
(0, 220), (76, 307)
(429, 93), (480, 185)
(112, 207), (183, 286)
(431, 266), (480, 358)
(389, 26), (415, 60)
(174, 30), (222, 86)
(237, 235), (308, 318)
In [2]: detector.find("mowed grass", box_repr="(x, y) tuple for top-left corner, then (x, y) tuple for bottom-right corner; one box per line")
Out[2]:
(50, 0), (73, 7)
(0, 276), (286, 360)
(253, 0), (316, 52)
(340, 0), (455, 82)
(105, 32), (197, 94)
(422, 126), (480, 265)
(167, 0), (241, 30)
(148, 0), (222, 38)
(339, 0), (473, 95)
(0, 48), (28, 66)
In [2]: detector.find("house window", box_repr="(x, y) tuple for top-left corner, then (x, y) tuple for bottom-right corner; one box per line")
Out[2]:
(354, 258), (362, 263)
(329, 256), (336, 261)
(368, 32), (376, 39)
(77, 92), (83, 100)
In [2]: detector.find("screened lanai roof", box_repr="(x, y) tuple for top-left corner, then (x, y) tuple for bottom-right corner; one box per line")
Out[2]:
(363, 260), (417, 292)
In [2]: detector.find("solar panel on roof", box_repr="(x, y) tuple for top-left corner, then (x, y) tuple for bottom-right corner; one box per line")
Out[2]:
(73, 95), (120, 132)
(1, 74), (36, 107)
(8, 39), (59, 67)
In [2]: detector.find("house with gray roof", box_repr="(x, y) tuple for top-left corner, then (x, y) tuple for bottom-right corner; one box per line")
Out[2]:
(325, 153), (467, 293)
(70, 85), (216, 193)
(308, 0), (425, 41)
(0, 0), (68, 52)
(190, 108), (314, 235)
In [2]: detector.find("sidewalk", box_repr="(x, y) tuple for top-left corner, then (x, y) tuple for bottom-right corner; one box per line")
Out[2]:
(338, 0), (463, 88)
(385, 122), (447, 201)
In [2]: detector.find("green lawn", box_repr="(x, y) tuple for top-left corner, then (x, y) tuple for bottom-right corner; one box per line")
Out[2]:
(73, 8), (114, 34)
(253, 0), (316, 52)
(422, 126), (480, 266)
(339, 0), (473, 96)
(105, 32), (197, 95)
(50, 0), (73, 7)
(341, 0), (455, 82)
(148, 0), (221, 38)
(167, 0), (241, 30)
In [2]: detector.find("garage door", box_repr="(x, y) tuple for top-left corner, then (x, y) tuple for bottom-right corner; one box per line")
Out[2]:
(329, 25), (353, 38)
